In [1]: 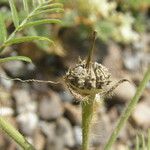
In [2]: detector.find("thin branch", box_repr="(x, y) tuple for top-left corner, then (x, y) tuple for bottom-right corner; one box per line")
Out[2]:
(104, 67), (150, 150)
(0, 74), (60, 85)
(0, 117), (35, 150)
(86, 31), (97, 70)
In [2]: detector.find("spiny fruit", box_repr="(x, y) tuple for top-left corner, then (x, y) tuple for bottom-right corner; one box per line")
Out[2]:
(64, 57), (115, 101)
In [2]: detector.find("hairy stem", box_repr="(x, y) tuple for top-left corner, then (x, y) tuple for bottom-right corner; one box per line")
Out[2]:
(0, 116), (35, 150)
(86, 31), (96, 70)
(82, 95), (95, 150)
(104, 67), (150, 150)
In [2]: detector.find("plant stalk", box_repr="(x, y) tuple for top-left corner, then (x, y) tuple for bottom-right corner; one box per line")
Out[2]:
(82, 95), (95, 150)
(0, 116), (35, 150)
(104, 67), (150, 150)
(86, 31), (96, 69)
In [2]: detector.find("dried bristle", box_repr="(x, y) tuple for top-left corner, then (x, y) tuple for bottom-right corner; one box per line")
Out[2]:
(102, 79), (129, 99)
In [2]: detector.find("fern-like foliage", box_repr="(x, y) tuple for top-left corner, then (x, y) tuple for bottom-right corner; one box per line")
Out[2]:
(134, 130), (150, 150)
(0, 0), (63, 62)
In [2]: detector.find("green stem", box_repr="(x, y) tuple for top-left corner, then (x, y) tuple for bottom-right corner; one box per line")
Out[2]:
(104, 67), (150, 150)
(0, 116), (35, 150)
(82, 95), (95, 150)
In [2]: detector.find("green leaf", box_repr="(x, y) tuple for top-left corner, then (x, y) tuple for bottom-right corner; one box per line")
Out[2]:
(0, 13), (7, 43)
(136, 135), (139, 150)
(8, 0), (19, 28)
(5, 36), (54, 46)
(32, 8), (64, 17)
(141, 134), (146, 150)
(38, 0), (46, 4)
(19, 19), (61, 30)
(32, 0), (36, 8)
(23, 0), (29, 15)
(38, 3), (63, 10)
(0, 116), (34, 149)
(148, 130), (150, 150)
(95, 21), (115, 42)
(41, 0), (53, 6)
(41, 0), (45, 2)
(38, 0), (42, 4)
(0, 56), (32, 63)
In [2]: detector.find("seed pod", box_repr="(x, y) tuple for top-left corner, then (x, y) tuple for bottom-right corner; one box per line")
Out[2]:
(64, 58), (112, 101)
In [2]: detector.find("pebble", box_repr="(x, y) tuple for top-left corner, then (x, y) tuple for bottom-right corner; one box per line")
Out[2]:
(0, 107), (14, 116)
(118, 124), (129, 142)
(0, 68), (14, 90)
(73, 126), (82, 146)
(1, 86), (38, 142)
(3, 61), (26, 77)
(13, 89), (36, 113)
(17, 112), (39, 136)
(0, 86), (12, 106)
(64, 103), (81, 125)
(123, 50), (150, 72)
(103, 42), (123, 76)
(113, 81), (136, 102)
(59, 91), (74, 102)
(112, 143), (127, 150)
(132, 101), (150, 129)
(40, 118), (75, 150)
(33, 129), (46, 150)
(56, 117), (75, 147)
(38, 91), (64, 120)
(39, 121), (56, 141)
(13, 89), (31, 104)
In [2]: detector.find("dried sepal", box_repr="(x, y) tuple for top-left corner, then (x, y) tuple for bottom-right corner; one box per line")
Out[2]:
(64, 57), (129, 102)
(64, 58), (110, 101)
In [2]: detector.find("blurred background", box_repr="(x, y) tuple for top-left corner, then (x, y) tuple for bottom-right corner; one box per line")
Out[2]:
(0, 0), (150, 150)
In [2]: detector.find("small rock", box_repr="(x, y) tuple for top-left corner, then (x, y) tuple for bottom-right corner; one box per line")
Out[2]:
(13, 89), (36, 113)
(46, 138), (64, 150)
(123, 50), (150, 72)
(0, 133), (6, 150)
(132, 101), (150, 129)
(33, 130), (46, 150)
(0, 68), (14, 90)
(113, 81), (136, 102)
(38, 91), (64, 120)
(39, 122), (64, 150)
(108, 106), (118, 122)
(39, 121), (56, 141)
(56, 117), (75, 147)
(0, 107), (14, 116)
(40, 118), (75, 150)
(103, 42), (123, 77)
(0, 86), (12, 106)
(59, 91), (74, 102)
(0, 77), (13, 90)
(64, 103), (81, 125)
(113, 143), (127, 150)
(118, 123), (129, 142)
(3, 61), (26, 77)
(73, 126), (82, 146)
(13, 89), (31, 103)
(26, 63), (36, 72)
(17, 112), (39, 136)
